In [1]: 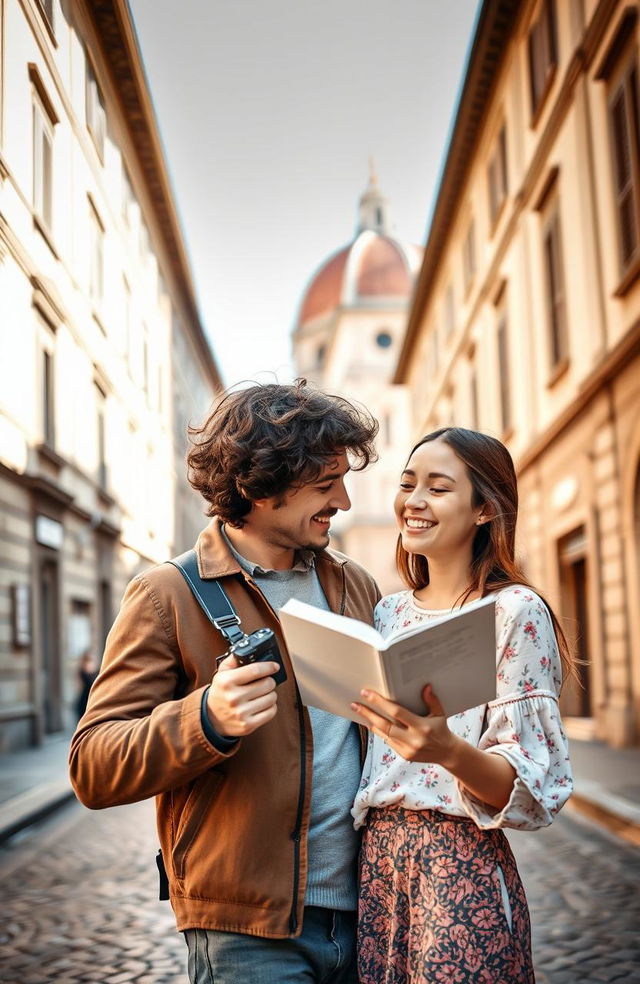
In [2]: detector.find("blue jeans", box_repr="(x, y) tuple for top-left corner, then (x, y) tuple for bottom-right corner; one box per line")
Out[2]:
(184, 906), (358, 984)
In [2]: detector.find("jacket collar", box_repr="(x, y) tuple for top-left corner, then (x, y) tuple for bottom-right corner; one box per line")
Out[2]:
(196, 518), (348, 581)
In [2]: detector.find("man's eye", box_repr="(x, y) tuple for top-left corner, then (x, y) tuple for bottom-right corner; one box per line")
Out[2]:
(316, 483), (333, 492)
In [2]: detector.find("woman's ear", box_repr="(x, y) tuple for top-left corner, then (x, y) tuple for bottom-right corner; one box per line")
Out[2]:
(475, 504), (493, 525)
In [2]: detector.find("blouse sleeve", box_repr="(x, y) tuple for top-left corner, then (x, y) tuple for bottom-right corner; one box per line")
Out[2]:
(456, 588), (573, 831)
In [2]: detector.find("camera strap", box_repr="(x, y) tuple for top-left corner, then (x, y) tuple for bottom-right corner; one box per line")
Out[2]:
(168, 549), (245, 646)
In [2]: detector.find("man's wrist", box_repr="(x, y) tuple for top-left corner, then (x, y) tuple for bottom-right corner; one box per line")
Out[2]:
(200, 688), (238, 751)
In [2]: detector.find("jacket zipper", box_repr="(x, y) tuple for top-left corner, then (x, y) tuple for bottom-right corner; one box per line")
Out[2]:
(242, 564), (347, 935)
(289, 684), (307, 933)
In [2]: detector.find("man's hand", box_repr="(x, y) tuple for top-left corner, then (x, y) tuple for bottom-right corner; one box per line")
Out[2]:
(205, 655), (280, 738)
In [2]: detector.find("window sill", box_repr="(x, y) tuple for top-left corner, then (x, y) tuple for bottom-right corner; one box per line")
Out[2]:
(92, 309), (107, 335)
(36, 442), (66, 470)
(529, 65), (557, 130)
(546, 356), (570, 388)
(33, 214), (60, 260)
(97, 485), (116, 508)
(37, 6), (58, 47)
(613, 257), (640, 297)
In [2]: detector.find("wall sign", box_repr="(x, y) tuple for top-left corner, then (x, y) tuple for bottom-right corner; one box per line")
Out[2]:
(35, 514), (63, 550)
(11, 584), (31, 648)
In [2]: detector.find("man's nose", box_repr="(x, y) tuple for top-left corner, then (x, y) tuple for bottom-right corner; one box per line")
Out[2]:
(332, 481), (351, 511)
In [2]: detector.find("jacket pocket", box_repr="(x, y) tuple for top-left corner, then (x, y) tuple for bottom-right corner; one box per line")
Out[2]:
(172, 770), (223, 880)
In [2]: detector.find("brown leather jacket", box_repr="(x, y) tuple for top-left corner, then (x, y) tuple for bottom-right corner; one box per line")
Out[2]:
(69, 520), (380, 937)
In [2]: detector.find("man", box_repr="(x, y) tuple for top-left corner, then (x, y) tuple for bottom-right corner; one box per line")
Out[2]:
(69, 380), (380, 984)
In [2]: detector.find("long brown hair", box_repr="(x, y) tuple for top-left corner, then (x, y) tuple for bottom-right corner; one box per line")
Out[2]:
(396, 427), (575, 684)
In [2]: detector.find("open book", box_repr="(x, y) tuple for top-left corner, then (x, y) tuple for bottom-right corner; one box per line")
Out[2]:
(278, 595), (497, 725)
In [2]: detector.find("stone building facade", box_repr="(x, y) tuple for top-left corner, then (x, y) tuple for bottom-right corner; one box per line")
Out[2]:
(395, 0), (640, 746)
(0, 0), (221, 750)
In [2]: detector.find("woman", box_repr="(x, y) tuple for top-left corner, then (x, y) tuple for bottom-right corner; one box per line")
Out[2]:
(351, 428), (573, 984)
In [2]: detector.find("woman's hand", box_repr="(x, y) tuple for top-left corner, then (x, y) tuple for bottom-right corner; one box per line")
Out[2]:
(352, 684), (461, 767)
(353, 685), (518, 809)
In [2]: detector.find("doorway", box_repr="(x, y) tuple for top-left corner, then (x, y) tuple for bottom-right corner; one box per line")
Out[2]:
(39, 557), (62, 733)
(558, 527), (593, 723)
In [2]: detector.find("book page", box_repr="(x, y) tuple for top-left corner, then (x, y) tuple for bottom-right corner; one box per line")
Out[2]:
(383, 599), (496, 716)
(279, 603), (386, 724)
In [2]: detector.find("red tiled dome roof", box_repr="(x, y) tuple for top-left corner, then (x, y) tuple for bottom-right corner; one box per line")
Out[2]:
(298, 246), (350, 326)
(356, 236), (412, 297)
(296, 232), (418, 329)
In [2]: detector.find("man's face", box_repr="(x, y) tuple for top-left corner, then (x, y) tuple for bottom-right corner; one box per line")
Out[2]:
(250, 452), (351, 552)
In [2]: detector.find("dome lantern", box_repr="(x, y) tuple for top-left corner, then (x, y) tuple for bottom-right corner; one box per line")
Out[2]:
(357, 158), (391, 235)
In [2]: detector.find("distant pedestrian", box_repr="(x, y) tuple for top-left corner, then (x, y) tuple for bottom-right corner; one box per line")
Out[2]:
(69, 380), (380, 984)
(75, 649), (98, 720)
(351, 428), (574, 984)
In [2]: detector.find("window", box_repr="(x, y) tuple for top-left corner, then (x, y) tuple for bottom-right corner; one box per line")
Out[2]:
(444, 284), (455, 337)
(488, 125), (509, 227)
(33, 98), (53, 230)
(496, 294), (512, 435)
(429, 326), (439, 375)
(528, 0), (557, 118)
(96, 385), (108, 490)
(383, 412), (392, 446)
(38, 313), (56, 448)
(608, 60), (640, 280)
(376, 330), (392, 348)
(142, 323), (150, 399)
(122, 277), (131, 358)
(86, 57), (106, 160)
(469, 353), (479, 429)
(89, 199), (104, 305)
(42, 348), (55, 446)
(37, 0), (54, 27)
(139, 218), (150, 261)
(542, 197), (568, 371)
(463, 220), (476, 293)
(122, 164), (134, 224)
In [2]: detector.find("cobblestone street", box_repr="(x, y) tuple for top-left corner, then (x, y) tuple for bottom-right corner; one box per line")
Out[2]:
(0, 799), (638, 983)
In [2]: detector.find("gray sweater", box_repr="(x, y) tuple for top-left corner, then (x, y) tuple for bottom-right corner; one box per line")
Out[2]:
(223, 531), (361, 911)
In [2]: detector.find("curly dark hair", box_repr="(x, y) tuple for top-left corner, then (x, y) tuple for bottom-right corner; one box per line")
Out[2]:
(187, 379), (379, 526)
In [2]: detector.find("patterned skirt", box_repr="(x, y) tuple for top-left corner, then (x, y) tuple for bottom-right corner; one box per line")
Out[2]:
(358, 807), (535, 984)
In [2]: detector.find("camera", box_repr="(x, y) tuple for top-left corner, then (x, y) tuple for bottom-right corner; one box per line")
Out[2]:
(229, 628), (287, 686)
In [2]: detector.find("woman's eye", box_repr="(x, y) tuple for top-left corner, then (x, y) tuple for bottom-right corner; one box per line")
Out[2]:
(399, 483), (414, 491)
(429, 487), (448, 494)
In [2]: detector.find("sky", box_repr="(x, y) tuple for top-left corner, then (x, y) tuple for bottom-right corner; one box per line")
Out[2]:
(128, 0), (481, 388)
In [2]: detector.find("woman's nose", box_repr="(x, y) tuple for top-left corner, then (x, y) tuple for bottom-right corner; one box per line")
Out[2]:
(406, 489), (427, 509)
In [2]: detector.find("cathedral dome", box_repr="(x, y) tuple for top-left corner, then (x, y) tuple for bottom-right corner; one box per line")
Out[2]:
(295, 167), (422, 331)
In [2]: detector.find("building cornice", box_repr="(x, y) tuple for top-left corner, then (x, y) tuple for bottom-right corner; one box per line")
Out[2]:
(394, 0), (523, 381)
(394, 0), (620, 383)
(84, 0), (222, 388)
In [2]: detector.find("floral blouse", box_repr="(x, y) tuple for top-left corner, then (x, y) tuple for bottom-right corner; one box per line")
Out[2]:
(352, 585), (573, 831)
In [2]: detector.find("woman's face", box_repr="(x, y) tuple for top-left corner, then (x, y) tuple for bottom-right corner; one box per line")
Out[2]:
(394, 439), (487, 561)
